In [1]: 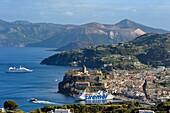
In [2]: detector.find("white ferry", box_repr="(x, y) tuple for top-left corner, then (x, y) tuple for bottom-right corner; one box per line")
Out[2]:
(6, 66), (33, 73)
(75, 90), (114, 101)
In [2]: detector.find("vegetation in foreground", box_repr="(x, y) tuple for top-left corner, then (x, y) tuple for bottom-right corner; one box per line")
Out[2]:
(2, 100), (24, 113)
(30, 100), (170, 113)
(2, 100), (170, 113)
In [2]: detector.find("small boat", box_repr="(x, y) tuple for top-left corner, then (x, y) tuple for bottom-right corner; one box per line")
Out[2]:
(29, 98), (57, 104)
(6, 66), (33, 73)
(75, 90), (114, 101)
(30, 98), (37, 102)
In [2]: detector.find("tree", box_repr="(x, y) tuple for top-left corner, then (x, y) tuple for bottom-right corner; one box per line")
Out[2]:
(4, 100), (19, 110)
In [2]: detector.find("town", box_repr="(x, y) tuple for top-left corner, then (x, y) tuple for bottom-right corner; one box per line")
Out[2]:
(58, 65), (170, 105)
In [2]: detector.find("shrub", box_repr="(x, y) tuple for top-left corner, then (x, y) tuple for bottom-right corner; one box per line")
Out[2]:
(3, 100), (19, 111)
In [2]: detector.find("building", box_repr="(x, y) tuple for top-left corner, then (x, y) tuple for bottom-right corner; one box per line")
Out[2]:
(88, 70), (102, 75)
(75, 82), (90, 88)
(157, 66), (165, 72)
(138, 110), (155, 113)
(0, 108), (5, 113)
(104, 63), (112, 68)
(83, 65), (88, 74)
(50, 109), (72, 113)
(72, 72), (90, 77)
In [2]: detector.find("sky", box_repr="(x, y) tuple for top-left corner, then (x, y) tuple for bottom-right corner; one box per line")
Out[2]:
(0, 0), (170, 30)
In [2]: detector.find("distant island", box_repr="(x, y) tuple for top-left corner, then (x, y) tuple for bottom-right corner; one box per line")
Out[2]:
(0, 19), (169, 49)
(54, 41), (93, 51)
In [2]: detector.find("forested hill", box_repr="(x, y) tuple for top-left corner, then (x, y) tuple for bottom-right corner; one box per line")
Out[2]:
(41, 33), (170, 70)
(0, 19), (169, 48)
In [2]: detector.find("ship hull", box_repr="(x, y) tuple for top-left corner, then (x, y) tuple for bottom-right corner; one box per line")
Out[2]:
(75, 90), (114, 101)
(76, 94), (114, 101)
(6, 70), (33, 73)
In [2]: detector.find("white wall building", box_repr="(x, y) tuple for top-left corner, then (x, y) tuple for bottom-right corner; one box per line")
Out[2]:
(53, 109), (72, 113)
(0, 108), (5, 112)
(139, 110), (155, 113)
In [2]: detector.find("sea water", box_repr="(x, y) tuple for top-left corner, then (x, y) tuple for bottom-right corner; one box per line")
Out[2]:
(0, 47), (121, 112)
(0, 47), (78, 112)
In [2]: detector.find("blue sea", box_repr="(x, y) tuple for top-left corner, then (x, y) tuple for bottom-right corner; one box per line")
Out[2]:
(0, 47), (79, 112)
(0, 47), (120, 112)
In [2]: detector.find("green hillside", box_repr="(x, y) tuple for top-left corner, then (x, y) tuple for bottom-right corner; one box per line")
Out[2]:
(41, 33), (170, 69)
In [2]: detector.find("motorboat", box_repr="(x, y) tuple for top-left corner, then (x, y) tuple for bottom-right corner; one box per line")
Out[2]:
(30, 98), (37, 102)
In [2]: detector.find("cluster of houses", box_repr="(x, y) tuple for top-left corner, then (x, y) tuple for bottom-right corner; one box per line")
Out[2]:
(64, 65), (169, 103)
(64, 65), (105, 92)
(105, 66), (170, 102)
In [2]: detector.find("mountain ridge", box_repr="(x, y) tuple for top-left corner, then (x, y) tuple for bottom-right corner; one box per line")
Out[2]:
(0, 19), (169, 48)
(115, 19), (169, 33)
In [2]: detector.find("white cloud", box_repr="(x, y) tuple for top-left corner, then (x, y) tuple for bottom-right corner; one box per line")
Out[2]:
(0, 0), (170, 30)
(64, 11), (74, 16)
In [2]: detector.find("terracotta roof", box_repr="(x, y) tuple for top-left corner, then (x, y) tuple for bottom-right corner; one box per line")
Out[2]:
(75, 82), (90, 85)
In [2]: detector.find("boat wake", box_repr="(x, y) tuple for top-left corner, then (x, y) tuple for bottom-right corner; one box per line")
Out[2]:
(29, 98), (58, 105)
(32, 100), (56, 104)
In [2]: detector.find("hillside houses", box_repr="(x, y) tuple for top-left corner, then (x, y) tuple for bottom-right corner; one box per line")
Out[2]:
(59, 65), (170, 103)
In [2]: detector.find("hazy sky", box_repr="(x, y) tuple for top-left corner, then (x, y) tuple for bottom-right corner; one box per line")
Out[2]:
(0, 0), (170, 30)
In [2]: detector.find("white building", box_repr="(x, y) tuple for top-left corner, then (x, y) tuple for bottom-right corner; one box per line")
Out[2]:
(52, 109), (72, 113)
(0, 108), (5, 112)
(138, 110), (155, 113)
(157, 66), (165, 72)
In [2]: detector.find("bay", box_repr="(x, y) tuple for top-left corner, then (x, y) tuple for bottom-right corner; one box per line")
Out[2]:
(0, 47), (79, 112)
